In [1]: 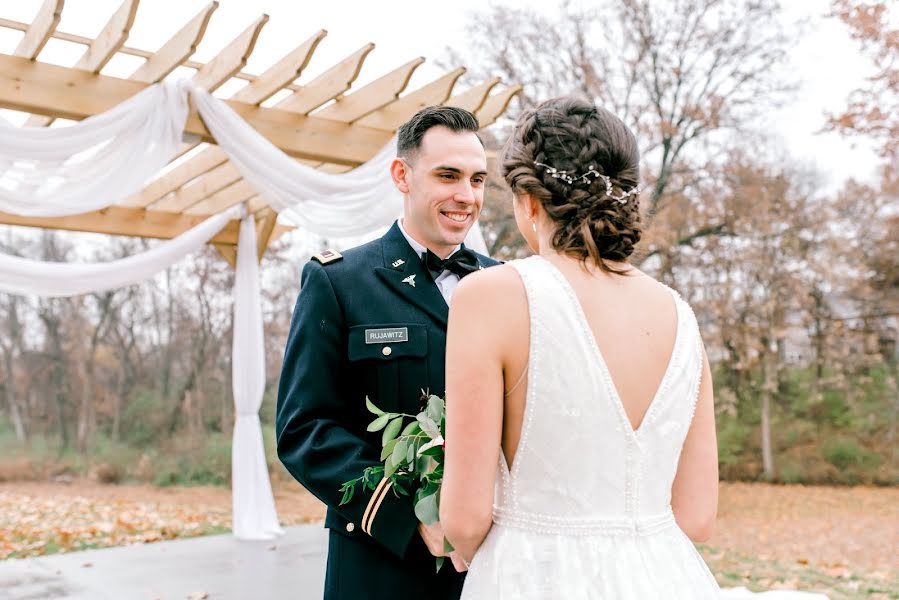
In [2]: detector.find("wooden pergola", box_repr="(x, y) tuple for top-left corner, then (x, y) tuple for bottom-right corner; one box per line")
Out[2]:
(0, 0), (520, 265)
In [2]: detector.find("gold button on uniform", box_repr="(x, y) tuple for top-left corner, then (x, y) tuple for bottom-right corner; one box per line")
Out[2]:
(346, 522), (355, 533)
(382, 346), (392, 356)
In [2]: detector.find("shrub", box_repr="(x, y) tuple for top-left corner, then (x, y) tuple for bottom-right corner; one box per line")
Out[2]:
(823, 437), (882, 471)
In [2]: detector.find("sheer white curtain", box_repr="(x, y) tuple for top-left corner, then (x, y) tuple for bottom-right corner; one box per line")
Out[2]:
(231, 215), (284, 540)
(0, 210), (232, 297)
(0, 81), (187, 216)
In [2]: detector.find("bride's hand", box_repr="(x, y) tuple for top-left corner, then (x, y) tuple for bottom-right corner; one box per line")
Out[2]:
(418, 522), (448, 556)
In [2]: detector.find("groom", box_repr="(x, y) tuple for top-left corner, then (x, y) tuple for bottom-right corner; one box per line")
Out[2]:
(276, 106), (499, 600)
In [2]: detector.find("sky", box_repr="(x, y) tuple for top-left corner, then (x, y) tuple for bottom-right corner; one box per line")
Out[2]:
(0, 0), (883, 192)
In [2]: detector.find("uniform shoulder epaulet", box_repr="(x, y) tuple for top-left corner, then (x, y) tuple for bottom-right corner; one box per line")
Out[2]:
(311, 249), (343, 265)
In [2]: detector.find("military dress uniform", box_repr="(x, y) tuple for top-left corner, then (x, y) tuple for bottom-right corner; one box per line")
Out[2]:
(276, 221), (500, 600)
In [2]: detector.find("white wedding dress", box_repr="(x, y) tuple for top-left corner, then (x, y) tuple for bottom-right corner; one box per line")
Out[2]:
(460, 256), (827, 600)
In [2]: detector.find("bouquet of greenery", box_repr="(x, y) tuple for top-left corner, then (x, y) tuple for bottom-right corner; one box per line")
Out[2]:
(339, 393), (452, 570)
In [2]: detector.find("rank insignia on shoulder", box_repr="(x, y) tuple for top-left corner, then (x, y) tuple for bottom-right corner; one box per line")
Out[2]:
(312, 249), (343, 265)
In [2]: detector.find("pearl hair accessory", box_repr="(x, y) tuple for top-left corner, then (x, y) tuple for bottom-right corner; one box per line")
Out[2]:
(534, 162), (642, 204)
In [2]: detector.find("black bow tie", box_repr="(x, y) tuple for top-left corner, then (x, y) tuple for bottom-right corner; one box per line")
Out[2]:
(423, 248), (480, 280)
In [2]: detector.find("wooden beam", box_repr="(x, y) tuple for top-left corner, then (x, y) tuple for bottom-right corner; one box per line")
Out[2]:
(150, 162), (242, 212)
(316, 57), (424, 123)
(477, 85), (523, 128)
(0, 13), (303, 94)
(0, 206), (241, 244)
(276, 43), (374, 115)
(245, 196), (269, 215)
(184, 179), (256, 215)
(73, 0), (139, 73)
(355, 68), (465, 130)
(446, 77), (501, 113)
(192, 14), (268, 91)
(0, 53), (394, 165)
(232, 29), (326, 104)
(121, 146), (229, 208)
(14, 0), (63, 60)
(213, 243), (237, 268)
(24, 0), (140, 128)
(255, 208), (278, 260)
(128, 1), (218, 83)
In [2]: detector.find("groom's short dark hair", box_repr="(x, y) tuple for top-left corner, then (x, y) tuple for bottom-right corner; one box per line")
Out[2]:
(397, 106), (481, 162)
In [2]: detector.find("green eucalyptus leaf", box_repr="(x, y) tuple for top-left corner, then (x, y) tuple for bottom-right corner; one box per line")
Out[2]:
(401, 420), (420, 436)
(414, 492), (440, 525)
(365, 396), (385, 416)
(435, 556), (445, 573)
(416, 414), (441, 439)
(367, 413), (390, 432)
(340, 484), (354, 506)
(382, 416), (403, 445)
(426, 395), (444, 422)
(391, 440), (408, 466)
(406, 441), (417, 466)
(380, 438), (399, 461)
(385, 455), (398, 479)
(416, 455), (437, 477)
(420, 445), (443, 459)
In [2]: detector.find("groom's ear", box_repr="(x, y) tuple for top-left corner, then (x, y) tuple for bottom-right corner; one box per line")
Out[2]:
(390, 158), (411, 194)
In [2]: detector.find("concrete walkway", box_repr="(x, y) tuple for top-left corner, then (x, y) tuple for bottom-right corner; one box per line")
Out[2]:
(0, 524), (327, 600)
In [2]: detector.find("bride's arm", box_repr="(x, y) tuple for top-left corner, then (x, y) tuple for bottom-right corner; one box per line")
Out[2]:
(671, 345), (719, 542)
(440, 271), (507, 563)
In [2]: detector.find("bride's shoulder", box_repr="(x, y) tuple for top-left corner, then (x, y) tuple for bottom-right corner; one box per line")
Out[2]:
(460, 261), (526, 291)
(452, 262), (527, 308)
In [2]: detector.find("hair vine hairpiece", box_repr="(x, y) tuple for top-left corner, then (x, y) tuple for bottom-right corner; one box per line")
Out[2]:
(534, 162), (642, 204)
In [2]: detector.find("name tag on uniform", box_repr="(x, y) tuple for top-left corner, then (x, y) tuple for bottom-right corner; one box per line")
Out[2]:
(364, 327), (409, 344)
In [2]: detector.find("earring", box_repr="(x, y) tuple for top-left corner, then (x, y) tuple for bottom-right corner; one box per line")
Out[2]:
(531, 219), (537, 232)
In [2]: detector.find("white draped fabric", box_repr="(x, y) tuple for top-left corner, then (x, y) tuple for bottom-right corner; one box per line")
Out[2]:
(187, 86), (404, 238)
(0, 81), (187, 216)
(231, 215), (285, 540)
(185, 84), (490, 252)
(0, 209), (231, 297)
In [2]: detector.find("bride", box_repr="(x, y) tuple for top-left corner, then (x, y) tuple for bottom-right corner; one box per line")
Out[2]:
(438, 97), (827, 599)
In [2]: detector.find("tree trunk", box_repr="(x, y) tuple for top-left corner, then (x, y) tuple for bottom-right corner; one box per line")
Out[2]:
(760, 342), (777, 480)
(2, 353), (26, 445)
(112, 375), (122, 443)
(0, 295), (27, 445)
(760, 392), (774, 479)
(76, 359), (90, 454)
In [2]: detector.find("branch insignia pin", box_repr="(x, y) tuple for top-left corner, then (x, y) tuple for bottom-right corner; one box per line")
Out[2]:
(402, 274), (416, 288)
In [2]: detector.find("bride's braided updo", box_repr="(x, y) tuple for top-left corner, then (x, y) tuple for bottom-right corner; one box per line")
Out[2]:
(502, 97), (642, 273)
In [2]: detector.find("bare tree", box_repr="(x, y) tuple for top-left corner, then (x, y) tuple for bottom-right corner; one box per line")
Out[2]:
(452, 0), (796, 271)
(827, 1), (898, 160)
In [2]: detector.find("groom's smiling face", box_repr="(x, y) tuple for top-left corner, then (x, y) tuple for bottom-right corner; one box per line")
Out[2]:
(392, 125), (487, 258)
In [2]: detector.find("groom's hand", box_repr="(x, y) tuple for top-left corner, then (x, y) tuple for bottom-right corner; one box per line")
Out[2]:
(417, 522), (447, 556)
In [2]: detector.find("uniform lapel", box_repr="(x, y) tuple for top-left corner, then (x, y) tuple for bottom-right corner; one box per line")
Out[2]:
(374, 223), (449, 328)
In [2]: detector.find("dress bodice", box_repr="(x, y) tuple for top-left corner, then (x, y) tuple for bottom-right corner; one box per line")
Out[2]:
(494, 255), (704, 531)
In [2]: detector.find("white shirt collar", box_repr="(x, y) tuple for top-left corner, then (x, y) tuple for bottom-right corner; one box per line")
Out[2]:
(396, 218), (461, 259)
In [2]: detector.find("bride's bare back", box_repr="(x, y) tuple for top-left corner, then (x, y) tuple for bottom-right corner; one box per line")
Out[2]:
(499, 254), (679, 465)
